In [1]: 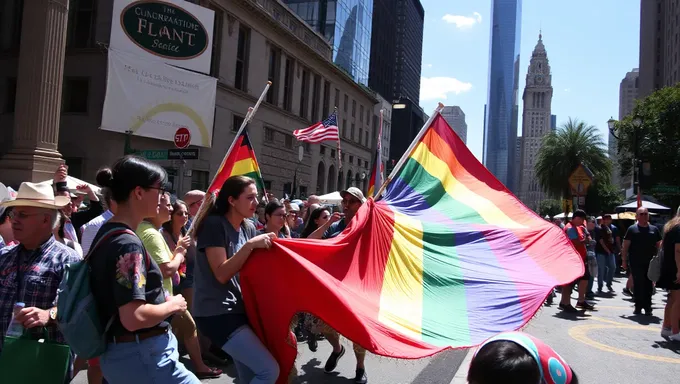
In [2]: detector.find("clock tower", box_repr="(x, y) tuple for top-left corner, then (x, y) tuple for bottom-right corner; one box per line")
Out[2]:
(519, 33), (553, 210)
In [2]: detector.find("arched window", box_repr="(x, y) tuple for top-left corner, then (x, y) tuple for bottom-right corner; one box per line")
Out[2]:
(327, 165), (336, 192)
(346, 170), (353, 189)
(316, 162), (326, 194)
(337, 170), (343, 191)
(355, 173), (361, 188)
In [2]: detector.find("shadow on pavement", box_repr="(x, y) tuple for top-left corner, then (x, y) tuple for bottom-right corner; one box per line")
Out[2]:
(294, 358), (351, 384)
(653, 340), (680, 355)
(619, 314), (662, 325)
(552, 310), (591, 321)
(179, 356), (238, 382)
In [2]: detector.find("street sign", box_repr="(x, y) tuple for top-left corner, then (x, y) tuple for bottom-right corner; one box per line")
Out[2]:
(138, 149), (168, 160)
(569, 164), (594, 194)
(174, 127), (191, 149)
(168, 148), (199, 160)
(578, 196), (585, 206)
(651, 184), (680, 194)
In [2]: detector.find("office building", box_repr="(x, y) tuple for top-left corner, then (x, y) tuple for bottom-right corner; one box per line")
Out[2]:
(440, 106), (468, 144)
(389, 97), (425, 166)
(483, 0), (522, 192)
(611, 68), (640, 190)
(550, 114), (556, 131)
(0, 0), (379, 197)
(639, 0), (680, 97)
(518, 33), (553, 210)
(284, 0), (373, 86)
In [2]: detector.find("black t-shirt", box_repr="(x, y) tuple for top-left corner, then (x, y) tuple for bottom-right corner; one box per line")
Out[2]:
(624, 223), (662, 265)
(89, 222), (168, 337)
(595, 225), (613, 254)
(658, 225), (680, 288)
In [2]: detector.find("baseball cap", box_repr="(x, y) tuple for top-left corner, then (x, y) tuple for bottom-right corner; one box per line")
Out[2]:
(340, 187), (366, 203)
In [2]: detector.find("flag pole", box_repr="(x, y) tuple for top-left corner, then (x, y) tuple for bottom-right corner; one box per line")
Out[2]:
(187, 81), (272, 237)
(335, 106), (342, 169)
(373, 102), (444, 200)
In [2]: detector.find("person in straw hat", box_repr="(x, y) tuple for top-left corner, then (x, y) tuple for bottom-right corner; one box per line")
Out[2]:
(0, 181), (82, 380)
(0, 182), (17, 248)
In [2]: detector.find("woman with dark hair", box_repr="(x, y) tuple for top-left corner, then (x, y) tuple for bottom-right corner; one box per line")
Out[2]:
(89, 155), (198, 383)
(467, 332), (579, 384)
(193, 175), (279, 383)
(658, 212), (680, 341)
(53, 211), (83, 256)
(261, 201), (290, 238)
(299, 207), (331, 239)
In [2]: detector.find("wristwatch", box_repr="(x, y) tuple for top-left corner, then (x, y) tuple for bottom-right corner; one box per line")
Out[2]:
(49, 307), (58, 322)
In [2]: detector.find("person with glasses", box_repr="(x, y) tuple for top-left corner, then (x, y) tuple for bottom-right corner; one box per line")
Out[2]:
(260, 201), (291, 238)
(306, 187), (369, 384)
(88, 156), (198, 383)
(622, 207), (662, 316)
(182, 190), (206, 232)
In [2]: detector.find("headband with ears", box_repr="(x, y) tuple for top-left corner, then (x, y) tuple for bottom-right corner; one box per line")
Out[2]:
(475, 332), (573, 384)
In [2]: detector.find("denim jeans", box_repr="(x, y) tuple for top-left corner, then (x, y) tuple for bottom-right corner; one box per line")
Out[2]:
(99, 331), (199, 384)
(221, 325), (279, 384)
(597, 252), (616, 289)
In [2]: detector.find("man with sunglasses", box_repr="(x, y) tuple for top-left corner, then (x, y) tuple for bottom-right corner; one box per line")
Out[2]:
(307, 187), (368, 383)
(622, 207), (662, 315)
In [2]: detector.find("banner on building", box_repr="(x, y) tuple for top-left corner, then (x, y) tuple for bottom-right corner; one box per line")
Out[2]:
(101, 49), (216, 148)
(110, 0), (215, 74)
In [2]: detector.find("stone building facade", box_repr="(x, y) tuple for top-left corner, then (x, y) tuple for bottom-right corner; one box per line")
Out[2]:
(518, 33), (553, 211)
(0, 0), (378, 198)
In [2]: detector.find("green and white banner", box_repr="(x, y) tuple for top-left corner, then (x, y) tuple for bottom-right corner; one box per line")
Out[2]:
(101, 49), (216, 148)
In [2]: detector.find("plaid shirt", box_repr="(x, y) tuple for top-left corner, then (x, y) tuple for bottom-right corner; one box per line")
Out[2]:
(0, 236), (81, 353)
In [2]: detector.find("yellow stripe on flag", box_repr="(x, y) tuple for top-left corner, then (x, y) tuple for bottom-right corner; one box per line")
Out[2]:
(231, 158), (258, 177)
(378, 209), (424, 339)
(410, 142), (524, 229)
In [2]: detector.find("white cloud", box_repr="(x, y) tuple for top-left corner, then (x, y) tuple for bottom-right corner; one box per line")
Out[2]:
(426, 64), (433, 68)
(420, 77), (473, 101)
(442, 12), (482, 29)
(564, 88), (571, 92)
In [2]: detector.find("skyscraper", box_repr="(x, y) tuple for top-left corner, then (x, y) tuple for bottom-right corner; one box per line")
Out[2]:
(440, 106), (468, 144)
(611, 69), (639, 190)
(284, 0), (373, 85)
(518, 33), (553, 210)
(639, 0), (680, 97)
(368, 0), (424, 103)
(483, 0), (522, 192)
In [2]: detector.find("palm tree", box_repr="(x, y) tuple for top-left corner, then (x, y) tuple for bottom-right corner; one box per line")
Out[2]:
(535, 118), (612, 215)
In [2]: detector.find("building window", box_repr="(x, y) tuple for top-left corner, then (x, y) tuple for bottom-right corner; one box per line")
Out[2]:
(344, 94), (348, 111)
(264, 180), (272, 191)
(299, 68), (309, 119)
(0, 0), (23, 52)
(352, 100), (356, 117)
(364, 131), (368, 146)
(330, 149), (336, 158)
(283, 58), (294, 112)
(232, 114), (244, 132)
(235, 25), (250, 91)
(366, 109), (371, 125)
(359, 105), (364, 122)
(349, 155), (354, 163)
(299, 185), (307, 198)
(264, 127), (275, 142)
(304, 142), (311, 153)
(320, 146), (326, 155)
(311, 74), (321, 121)
(67, 0), (97, 49)
(351, 123), (355, 140)
(283, 182), (292, 196)
(323, 81), (331, 117)
(4, 77), (17, 113)
(209, 6), (223, 77)
(285, 134), (293, 149)
(342, 119), (347, 138)
(359, 128), (363, 145)
(266, 47), (280, 105)
(364, 160), (368, 168)
(334, 88), (340, 111)
(191, 170), (210, 191)
(62, 77), (89, 113)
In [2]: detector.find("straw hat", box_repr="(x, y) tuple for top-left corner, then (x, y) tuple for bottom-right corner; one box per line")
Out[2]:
(0, 182), (70, 210)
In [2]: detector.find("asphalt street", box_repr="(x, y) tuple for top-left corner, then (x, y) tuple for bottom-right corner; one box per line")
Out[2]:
(72, 275), (680, 384)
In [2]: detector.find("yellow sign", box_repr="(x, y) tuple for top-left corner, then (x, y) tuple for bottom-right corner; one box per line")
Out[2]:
(562, 199), (573, 213)
(569, 164), (593, 194)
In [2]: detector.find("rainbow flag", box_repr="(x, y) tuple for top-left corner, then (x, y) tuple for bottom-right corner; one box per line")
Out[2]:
(208, 130), (266, 194)
(239, 114), (584, 383)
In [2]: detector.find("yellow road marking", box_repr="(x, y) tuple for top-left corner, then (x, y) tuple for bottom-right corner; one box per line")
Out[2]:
(568, 317), (680, 364)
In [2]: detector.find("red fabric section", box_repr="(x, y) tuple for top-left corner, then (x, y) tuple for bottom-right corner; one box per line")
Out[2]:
(564, 223), (587, 260)
(241, 200), (444, 383)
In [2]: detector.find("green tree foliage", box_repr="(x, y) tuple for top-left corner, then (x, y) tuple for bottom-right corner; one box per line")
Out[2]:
(537, 199), (562, 218)
(535, 118), (612, 214)
(614, 84), (680, 208)
(584, 181), (624, 215)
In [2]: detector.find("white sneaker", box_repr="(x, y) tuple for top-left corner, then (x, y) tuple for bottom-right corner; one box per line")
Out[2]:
(670, 333), (680, 342)
(661, 327), (673, 337)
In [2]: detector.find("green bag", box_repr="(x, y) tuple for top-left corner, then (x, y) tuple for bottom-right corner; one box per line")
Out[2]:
(0, 328), (71, 383)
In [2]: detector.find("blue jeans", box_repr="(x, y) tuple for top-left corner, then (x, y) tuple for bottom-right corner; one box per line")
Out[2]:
(597, 253), (616, 289)
(99, 331), (199, 384)
(221, 325), (279, 384)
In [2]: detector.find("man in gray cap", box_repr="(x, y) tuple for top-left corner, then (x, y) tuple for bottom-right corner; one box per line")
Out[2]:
(307, 186), (368, 383)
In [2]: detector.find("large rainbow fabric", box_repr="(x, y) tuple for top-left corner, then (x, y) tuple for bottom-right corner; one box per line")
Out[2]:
(240, 114), (584, 383)
(208, 130), (266, 194)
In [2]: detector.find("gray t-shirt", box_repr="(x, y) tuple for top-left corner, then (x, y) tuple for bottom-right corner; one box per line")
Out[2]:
(193, 215), (256, 317)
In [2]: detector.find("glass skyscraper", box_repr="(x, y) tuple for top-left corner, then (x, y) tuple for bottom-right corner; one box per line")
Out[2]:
(482, 0), (522, 192)
(285, 0), (373, 85)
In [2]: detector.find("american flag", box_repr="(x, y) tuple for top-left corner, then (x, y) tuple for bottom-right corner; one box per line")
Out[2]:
(293, 112), (340, 143)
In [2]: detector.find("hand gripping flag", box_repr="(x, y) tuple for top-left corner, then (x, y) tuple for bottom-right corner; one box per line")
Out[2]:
(208, 130), (266, 194)
(239, 114), (584, 383)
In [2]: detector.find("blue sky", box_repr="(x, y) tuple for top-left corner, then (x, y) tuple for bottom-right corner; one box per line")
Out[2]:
(419, 0), (640, 161)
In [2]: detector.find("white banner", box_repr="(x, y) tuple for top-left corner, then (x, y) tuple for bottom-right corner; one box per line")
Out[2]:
(101, 49), (216, 148)
(110, 0), (215, 74)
